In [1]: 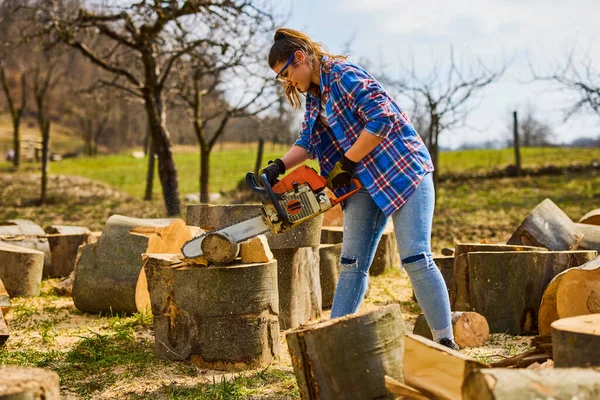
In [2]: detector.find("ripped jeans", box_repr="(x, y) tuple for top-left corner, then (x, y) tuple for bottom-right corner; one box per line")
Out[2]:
(330, 173), (452, 334)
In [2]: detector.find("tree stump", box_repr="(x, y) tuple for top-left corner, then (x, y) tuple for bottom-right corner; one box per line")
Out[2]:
(434, 255), (454, 297)
(450, 243), (545, 311)
(371, 228), (399, 276)
(186, 204), (323, 249)
(575, 222), (600, 252)
(319, 243), (342, 309)
(0, 365), (60, 399)
(272, 247), (321, 330)
(0, 309), (9, 347)
(507, 198), (583, 250)
(45, 225), (91, 235)
(469, 250), (596, 334)
(321, 226), (344, 245)
(463, 368), (600, 400)
(286, 304), (405, 400)
(0, 278), (10, 316)
(45, 232), (89, 277)
(143, 254), (279, 369)
(201, 232), (240, 264)
(404, 334), (487, 400)
(413, 311), (489, 348)
(538, 256), (600, 335)
(0, 243), (44, 297)
(552, 314), (600, 367)
(0, 219), (52, 272)
(72, 215), (192, 314)
(579, 208), (600, 225)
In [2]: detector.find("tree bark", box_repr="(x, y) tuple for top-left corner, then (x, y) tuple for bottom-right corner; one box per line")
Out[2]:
(200, 145), (210, 204)
(450, 243), (545, 311)
(144, 254), (279, 369)
(575, 222), (600, 252)
(0, 243), (44, 297)
(0, 278), (10, 316)
(45, 233), (90, 278)
(0, 365), (60, 400)
(319, 243), (342, 309)
(507, 198), (583, 250)
(552, 314), (600, 367)
(0, 219), (52, 272)
(413, 311), (490, 348)
(0, 308), (8, 347)
(144, 133), (155, 201)
(286, 304), (405, 400)
(462, 368), (600, 400)
(468, 250), (597, 334)
(538, 256), (600, 335)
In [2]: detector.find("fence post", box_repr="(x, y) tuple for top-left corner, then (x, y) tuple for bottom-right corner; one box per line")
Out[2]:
(513, 111), (522, 176)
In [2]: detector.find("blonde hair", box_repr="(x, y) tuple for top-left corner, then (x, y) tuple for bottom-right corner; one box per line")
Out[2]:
(269, 28), (346, 108)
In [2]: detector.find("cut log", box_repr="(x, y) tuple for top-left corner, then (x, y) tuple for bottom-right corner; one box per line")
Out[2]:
(435, 255), (454, 297)
(186, 204), (323, 249)
(72, 215), (192, 314)
(468, 250), (596, 334)
(240, 235), (273, 263)
(575, 222), (600, 252)
(201, 232), (239, 264)
(462, 368), (600, 400)
(371, 228), (400, 276)
(413, 311), (490, 348)
(0, 243), (44, 297)
(319, 243), (342, 309)
(450, 243), (546, 311)
(538, 256), (600, 335)
(579, 208), (600, 225)
(286, 304), (405, 400)
(507, 198), (583, 250)
(45, 232), (89, 277)
(44, 225), (91, 235)
(144, 254), (279, 369)
(0, 365), (60, 400)
(403, 333), (487, 400)
(0, 219), (52, 272)
(384, 376), (429, 400)
(0, 278), (10, 316)
(272, 247), (321, 330)
(0, 309), (9, 347)
(552, 314), (600, 367)
(320, 225), (343, 244)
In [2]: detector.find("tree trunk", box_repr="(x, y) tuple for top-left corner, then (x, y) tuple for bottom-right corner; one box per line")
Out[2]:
(12, 115), (21, 168)
(144, 134), (155, 201)
(45, 233), (90, 278)
(538, 256), (600, 335)
(144, 253), (279, 369)
(579, 208), (600, 225)
(403, 333), (487, 400)
(40, 121), (50, 205)
(200, 145), (210, 203)
(513, 110), (522, 176)
(552, 314), (600, 367)
(450, 243), (545, 311)
(463, 368), (600, 400)
(0, 243), (44, 297)
(72, 215), (191, 314)
(286, 304), (405, 400)
(507, 198), (583, 250)
(0, 278), (10, 316)
(0, 365), (60, 400)
(468, 250), (597, 334)
(319, 243), (342, 309)
(413, 311), (490, 348)
(0, 308), (8, 347)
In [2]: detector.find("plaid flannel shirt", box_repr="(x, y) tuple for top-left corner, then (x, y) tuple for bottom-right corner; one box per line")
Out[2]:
(294, 57), (434, 217)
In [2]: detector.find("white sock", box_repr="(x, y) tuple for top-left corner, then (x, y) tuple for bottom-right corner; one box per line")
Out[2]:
(431, 326), (454, 342)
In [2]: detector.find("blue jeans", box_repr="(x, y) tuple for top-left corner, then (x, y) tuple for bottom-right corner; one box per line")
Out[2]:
(330, 173), (452, 333)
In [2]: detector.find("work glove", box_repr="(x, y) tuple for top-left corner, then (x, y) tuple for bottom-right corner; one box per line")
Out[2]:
(327, 154), (357, 190)
(258, 158), (286, 187)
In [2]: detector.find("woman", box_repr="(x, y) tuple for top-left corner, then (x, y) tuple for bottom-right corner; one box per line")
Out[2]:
(261, 28), (458, 350)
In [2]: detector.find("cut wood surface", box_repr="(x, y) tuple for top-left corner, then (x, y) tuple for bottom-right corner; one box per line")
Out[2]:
(552, 314), (600, 368)
(0, 219), (52, 272)
(272, 247), (321, 330)
(0, 278), (10, 316)
(450, 243), (545, 311)
(579, 208), (600, 225)
(538, 256), (600, 335)
(45, 232), (89, 277)
(73, 215), (191, 314)
(319, 243), (342, 309)
(575, 222), (600, 252)
(0, 242), (44, 297)
(0, 309), (9, 347)
(240, 235), (273, 263)
(403, 333), (487, 400)
(507, 198), (583, 250)
(286, 304), (405, 400)
(462, 368), (600, 400)
(384, 376), (429, 400)
(200, 231), (239, 264)
(144, 254), (279, 369)
(0, 365), (61, 400)
(413, 311), (490, 348)
(469, 250), (596, 334)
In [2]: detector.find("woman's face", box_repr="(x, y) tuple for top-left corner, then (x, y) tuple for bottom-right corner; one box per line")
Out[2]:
(272, 51), (314, 92)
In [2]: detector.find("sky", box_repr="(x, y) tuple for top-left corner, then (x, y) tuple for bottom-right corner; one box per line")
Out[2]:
(276, 0), (600, 149)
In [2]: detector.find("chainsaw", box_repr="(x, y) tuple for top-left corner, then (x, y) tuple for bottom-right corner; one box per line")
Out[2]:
(180, 165), (360, 259)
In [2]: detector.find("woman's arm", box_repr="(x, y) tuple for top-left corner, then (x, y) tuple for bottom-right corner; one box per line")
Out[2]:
(281, 145), (309, 170)
(344, 130), (384, 162)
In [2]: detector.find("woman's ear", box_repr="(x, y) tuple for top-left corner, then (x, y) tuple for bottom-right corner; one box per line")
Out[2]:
(294, 50), (305, 64)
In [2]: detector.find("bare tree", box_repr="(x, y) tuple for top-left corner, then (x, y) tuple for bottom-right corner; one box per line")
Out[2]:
(507, 105), (555, 147)
(40, 0), (275, 215)
(0, 66), (27, 168)
(385, 49), (507, 184)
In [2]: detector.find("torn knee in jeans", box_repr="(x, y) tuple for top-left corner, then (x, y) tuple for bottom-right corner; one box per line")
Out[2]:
(341, 256), (356, 265)
(401, 252), (427, 265)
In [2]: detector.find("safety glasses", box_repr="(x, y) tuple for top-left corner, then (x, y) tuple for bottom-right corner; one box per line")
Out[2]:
(275, 54), (295, 82)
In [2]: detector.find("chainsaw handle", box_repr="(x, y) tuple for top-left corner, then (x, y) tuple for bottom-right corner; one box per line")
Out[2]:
(260, 173), (291, 224)
(330, 178), (362, 206)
